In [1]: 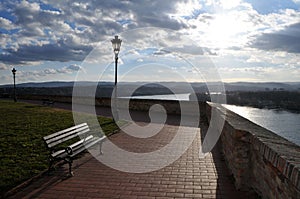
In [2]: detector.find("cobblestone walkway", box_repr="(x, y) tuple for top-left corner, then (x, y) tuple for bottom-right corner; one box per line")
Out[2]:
(10, 123), (253, 199)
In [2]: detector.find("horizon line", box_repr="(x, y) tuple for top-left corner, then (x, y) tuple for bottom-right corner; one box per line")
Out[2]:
(1, 80), (300, 87)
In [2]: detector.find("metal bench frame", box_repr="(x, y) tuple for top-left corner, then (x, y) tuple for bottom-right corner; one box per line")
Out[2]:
(43, 123), (105, 176)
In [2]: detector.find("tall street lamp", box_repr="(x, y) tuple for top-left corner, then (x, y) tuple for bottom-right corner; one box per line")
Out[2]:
(111, 35), (122, 121)
(11, 68), (17, 102)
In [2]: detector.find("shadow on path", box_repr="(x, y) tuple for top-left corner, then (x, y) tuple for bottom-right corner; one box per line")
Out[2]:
(199, 123), (257, 199)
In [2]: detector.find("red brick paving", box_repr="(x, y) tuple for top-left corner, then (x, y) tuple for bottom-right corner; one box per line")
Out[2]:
(9, 123), (254, 199)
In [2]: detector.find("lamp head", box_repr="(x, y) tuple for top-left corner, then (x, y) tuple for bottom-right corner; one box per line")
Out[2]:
(111, 35), (122, 55)
(12, 68), (16, 75)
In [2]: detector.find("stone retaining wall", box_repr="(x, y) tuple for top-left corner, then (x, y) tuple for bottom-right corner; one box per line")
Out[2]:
(19, 95), (206, 118)
(206, 102), (300, 199)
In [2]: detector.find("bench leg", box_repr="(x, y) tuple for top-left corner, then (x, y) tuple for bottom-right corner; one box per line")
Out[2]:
(99, 141), (103, 155)
(66, 158), (74, 176)
(47, 158), (55, 174)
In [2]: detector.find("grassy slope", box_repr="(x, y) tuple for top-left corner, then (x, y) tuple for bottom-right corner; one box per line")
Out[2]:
(0, 100), (118, 195)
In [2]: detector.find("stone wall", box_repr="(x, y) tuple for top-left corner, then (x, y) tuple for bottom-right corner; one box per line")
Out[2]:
(206, 102), (300, 199)
(19, 95), (206, 118)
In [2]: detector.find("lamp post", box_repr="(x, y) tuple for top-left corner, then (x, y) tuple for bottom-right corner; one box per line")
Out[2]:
(111, 35), (122, 121)
(11, 68), (17, 102)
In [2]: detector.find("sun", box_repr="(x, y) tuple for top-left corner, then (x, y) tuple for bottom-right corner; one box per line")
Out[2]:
(206, 13), (245, 48)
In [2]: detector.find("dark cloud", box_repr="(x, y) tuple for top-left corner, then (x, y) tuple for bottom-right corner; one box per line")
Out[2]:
(250, 22), (300, 53)
(0, 40), (92, 64)
(57, 0), (189, 30)
(138, 15), (187, 30)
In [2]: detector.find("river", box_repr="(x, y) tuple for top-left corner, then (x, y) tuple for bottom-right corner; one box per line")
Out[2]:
(127, 93), (300, 146)
(223, 104), (300, 146)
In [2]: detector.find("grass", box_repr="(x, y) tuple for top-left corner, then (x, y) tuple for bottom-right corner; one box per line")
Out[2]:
(0, 100), (120, 195)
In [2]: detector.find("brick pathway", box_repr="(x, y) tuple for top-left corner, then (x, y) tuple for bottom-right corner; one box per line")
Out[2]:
(9, 123), (253, 199)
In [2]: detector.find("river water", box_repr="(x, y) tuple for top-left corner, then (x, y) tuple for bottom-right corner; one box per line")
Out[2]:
(127, 93), (300, 146)
(126, 93), (190, 101)
(223, 104), (300, 146)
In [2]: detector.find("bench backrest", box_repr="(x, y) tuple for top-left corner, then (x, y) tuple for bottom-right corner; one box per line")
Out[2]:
(43, 123), (90, 148)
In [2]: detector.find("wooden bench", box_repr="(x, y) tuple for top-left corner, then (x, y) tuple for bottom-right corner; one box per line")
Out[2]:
(43, 123), (105, 176)
(42, 98), (55, 106)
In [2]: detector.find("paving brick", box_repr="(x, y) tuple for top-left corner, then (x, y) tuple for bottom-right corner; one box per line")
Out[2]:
(166, 192), (185, 197)
(175, 188), (193, 194)
(184, 193), (203, 198)
(202, 194), (217, 198)
(167, 184), (185, 189)
(194, 189), (211, 194)
(148, 191), (167, 197)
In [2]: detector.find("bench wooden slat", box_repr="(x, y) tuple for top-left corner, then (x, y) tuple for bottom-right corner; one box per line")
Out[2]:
(81, 136), (105, 151)
(46, 127), (89, 148)
(66, 135), (94, 154)
(53, 151), (68, 159)
(51, 149), (66, 158)
(44, 125), (89, 144)
(68, 135), (94, 149)
(70, 136), (106, 158)
(45, 125), (89, 144)
(43, 123), (88, 140)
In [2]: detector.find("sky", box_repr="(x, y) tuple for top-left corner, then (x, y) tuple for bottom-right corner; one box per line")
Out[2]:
(0, 0), (300, 84)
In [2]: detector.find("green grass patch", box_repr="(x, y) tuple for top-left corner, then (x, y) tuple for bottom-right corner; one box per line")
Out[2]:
(0, 100), (120, 195)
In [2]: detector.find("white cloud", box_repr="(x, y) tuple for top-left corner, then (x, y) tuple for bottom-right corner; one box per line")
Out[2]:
(12, 64), (84, 83)
(173, 0), (202, 16)
(216, 0), (242, 9)
(55, 64), (85, 74)
(0, 17), (15, 30)
(184, 2), (300, 54)
(44, 68), (57, 74)
(0, 63), (8, 70)
(219, 65), (300, 82)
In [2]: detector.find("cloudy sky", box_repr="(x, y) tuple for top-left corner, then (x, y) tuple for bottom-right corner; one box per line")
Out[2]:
(0, 0), (300, 84)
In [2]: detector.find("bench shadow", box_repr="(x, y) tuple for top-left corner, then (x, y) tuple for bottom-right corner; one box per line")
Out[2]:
(6, 168), (66, 199)
(7, 154), (94, 199)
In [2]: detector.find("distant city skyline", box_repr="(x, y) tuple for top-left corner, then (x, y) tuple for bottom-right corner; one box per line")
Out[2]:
(0, 0), (300, 85)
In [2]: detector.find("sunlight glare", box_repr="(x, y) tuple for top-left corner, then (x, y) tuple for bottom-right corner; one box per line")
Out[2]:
(206, 14), (243, 48)
(174, 0), (202, 16)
